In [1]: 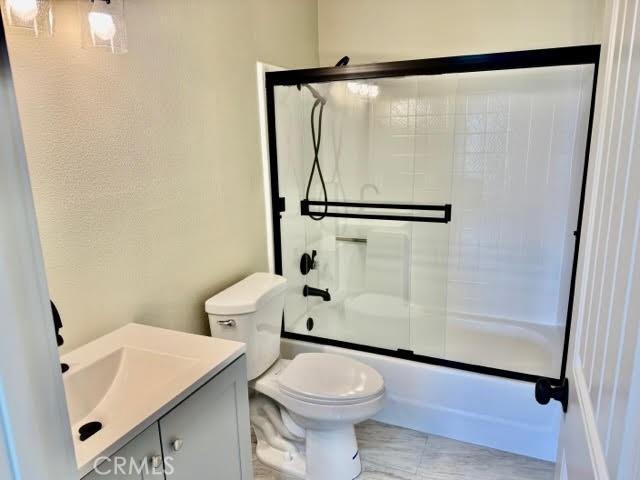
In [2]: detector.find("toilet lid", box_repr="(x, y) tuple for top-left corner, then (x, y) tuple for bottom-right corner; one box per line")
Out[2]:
(278, 353), (384, 404)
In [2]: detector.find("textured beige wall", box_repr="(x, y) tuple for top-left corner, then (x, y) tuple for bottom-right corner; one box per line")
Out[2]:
(251, 0), (319, 68)
(318, 0), (604, 65)
(5, 0), (318, 351)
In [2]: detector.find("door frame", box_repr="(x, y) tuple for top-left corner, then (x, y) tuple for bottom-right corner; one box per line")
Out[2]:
(256, 61), (284, 274)
(264, 45), (601, 385)
(556, 0), (640, 477)
(0, 18), (78, 480)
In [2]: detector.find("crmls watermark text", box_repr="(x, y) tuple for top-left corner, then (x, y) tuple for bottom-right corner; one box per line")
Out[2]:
(92, 455), (175, 476)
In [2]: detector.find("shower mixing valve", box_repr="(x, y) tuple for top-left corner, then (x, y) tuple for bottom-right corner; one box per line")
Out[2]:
(300, 250), (317, 275)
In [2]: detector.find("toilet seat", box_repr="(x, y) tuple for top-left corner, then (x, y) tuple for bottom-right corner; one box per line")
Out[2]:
(278, 353), (385, 405)
(253, 356), (386, 427)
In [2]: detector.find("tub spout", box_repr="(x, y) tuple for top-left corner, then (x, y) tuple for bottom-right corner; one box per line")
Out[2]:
(303, 285), (331, 301)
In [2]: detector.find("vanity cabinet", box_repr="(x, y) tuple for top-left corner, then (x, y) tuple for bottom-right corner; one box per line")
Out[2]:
(159, 355), (253, 479)
(83, 356), (252, 479)
(83, 424), (164, 480)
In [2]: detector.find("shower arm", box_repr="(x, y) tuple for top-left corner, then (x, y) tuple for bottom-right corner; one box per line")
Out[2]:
(296, 56), (350, 104)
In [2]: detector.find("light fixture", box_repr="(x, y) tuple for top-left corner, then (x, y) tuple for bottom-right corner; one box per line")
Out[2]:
(347, 81), (380, 99)
(80, 0), (127, 54)
(1, 0), (54, 37)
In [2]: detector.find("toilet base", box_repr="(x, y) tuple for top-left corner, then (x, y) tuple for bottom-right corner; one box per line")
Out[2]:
(306, 426), (362, 480)
(253, 427), (306, 479)
(251, 394), (362, 480)
(253, 424), (362, 480)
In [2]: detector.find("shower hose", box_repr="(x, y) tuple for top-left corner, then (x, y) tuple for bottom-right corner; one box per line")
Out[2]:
(305, 96), (328, 221)
(303, 56), (349, 222)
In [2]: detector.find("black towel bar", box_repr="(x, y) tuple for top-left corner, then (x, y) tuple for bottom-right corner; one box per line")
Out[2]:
(300, 200), (452, 223)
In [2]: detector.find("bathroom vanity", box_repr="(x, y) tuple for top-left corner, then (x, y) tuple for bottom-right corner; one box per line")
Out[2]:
(60, 324), (253, 479)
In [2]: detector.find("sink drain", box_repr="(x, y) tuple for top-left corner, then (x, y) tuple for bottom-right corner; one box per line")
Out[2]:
(79, 421), (102, 441)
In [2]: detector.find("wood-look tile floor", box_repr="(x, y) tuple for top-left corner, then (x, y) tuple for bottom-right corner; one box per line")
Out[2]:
(253, 420), (554, 480)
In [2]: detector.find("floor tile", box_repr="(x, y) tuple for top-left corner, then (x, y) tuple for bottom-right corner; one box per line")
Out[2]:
(358, 462), (417, 479)
(252, 421), (554, 480)
(416, 435), (554, 480)
(252, 452), (300, 480)
(355, 420), (428, 475)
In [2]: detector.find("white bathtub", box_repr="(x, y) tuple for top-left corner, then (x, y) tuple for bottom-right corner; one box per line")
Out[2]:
(445, 313), (564, 378)
(282, 322), (562, 461)
(291, 294), (566, 379)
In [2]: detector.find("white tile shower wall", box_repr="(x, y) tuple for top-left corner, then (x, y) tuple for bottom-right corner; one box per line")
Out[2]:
(362, 67), (591, 338)
(409, 77), (457, 356)
(447, 67), (592, 328)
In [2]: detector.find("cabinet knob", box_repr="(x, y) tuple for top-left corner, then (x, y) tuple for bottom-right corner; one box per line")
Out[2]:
(171, 438), (184, 452)
(150, 455), (163, 469)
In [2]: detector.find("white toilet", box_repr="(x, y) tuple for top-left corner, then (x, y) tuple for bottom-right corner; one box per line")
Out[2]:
(206, 272), (386, 480)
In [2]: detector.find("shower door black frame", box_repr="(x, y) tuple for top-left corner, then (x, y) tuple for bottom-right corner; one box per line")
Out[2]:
(265, 45), (600, 385)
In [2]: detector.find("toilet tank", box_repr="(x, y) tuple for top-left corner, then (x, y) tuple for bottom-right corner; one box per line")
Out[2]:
(205, 273), (287, 380)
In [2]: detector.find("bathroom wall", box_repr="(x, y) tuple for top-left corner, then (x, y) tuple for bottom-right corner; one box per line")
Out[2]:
(251, 0), (319, 68)
(318, 0), (604, 65)
(4, 0), (319, 351)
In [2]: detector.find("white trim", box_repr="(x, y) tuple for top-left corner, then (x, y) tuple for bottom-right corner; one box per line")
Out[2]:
(0, 25), (78, 480)
(617, 324), (640, 479)
(571, 360), (609, 480)
(256, 61), (284, 274)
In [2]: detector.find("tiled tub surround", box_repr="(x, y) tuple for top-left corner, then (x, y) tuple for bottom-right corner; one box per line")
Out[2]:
(273, 64), (593, 379)
(253, 420), (554, 480)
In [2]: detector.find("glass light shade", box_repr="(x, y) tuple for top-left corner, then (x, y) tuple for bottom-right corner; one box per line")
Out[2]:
(1, 0), (54, 37)
(79, 0), (127, 54)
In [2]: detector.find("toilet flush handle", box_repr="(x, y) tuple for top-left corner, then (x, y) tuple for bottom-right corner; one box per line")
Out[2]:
(217, 319), (236, 327)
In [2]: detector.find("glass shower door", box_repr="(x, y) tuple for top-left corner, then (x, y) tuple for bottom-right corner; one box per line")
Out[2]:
(268, 47), (599, 383)
(273, 75), (454, 355)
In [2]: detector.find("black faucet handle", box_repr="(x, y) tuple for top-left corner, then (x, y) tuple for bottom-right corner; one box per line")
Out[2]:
(300, 250), (318, 275)
(51, 300), (64, 347)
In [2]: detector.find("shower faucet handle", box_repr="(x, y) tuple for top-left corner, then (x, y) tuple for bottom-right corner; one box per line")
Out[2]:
(300, 250), (317, 275)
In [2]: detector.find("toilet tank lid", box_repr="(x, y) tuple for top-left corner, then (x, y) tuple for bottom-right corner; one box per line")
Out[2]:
(205, 273), (287, 315)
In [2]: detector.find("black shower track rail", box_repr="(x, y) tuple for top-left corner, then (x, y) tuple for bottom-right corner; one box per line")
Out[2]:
(265, 44), (601, 386)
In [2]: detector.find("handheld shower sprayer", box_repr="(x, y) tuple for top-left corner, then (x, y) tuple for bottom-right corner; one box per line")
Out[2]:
(298, 56), (350, 221)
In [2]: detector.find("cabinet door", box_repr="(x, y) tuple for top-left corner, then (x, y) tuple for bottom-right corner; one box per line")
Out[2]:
(159, 356), (253, 480)
(83, 424), (165, 479)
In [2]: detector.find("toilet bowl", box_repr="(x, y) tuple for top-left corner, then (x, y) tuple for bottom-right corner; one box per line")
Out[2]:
(205, 273), (386, 479)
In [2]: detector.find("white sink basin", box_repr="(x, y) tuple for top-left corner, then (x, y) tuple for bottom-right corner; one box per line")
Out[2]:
(61, 323), (245, 476)
(64, 346), (197, 426)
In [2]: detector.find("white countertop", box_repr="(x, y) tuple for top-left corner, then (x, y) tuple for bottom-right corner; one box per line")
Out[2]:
(61, 323), (245, 477)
